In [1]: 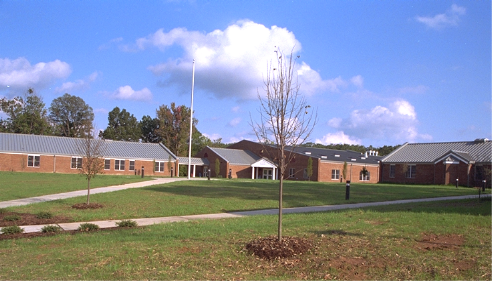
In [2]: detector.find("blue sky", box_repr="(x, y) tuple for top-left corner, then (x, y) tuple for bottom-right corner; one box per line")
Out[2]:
(0, 0), (491, 147)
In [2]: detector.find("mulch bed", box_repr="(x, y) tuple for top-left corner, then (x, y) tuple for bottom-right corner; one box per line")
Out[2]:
(71, 203), (104, 209)
(245, 236), (314, 260)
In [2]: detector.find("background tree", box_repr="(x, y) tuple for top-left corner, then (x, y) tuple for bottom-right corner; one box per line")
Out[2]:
(76, 129), (106, 205)
(140, 115), (161, 143)
(251, 48), (317, 241)
(0, 88), (51, 134)
(306, 157), (313, 181)
(100, 107), (141, 141)
(155, 102), (198, 156)
(49, 93), (94, 137)
(343, 161), (348, 181)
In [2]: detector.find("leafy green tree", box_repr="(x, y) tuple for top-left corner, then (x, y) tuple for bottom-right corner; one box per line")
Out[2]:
(100, 107), (141, 141)
(76, 130), (106, 205)
(49, 93), (94, 137)
(140, 115), (161, 143)
(156, 102), (198, 156)
(0, 88), (51, 134)
(306, 157), (313, 181)
(343, 161), (348, 181)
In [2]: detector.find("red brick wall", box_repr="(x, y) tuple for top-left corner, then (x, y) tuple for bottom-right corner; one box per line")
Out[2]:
(0, 152), (177, 176)
(319, 162), (379, 183)
(195, 147), (228, 177)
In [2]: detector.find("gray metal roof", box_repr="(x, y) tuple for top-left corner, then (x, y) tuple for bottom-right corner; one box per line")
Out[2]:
(177, 157), (210, 165)
(209, 147), (261, 165)
(0, 133), (177, 161)
(382, 140), (492, 163)
(293, 146), (382, 165)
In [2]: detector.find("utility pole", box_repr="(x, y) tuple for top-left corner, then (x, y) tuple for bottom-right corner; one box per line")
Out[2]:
(187, 60), (195, 180)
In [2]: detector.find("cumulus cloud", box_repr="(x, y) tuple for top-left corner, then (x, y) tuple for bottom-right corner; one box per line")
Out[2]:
(322, 99), (431, 145)
(0, 57), (71, 91)
(415, 4), (466, 29)
(228, 117), (242, 127)
(109, 85), (153, 101)
(127, 20), (356, 100)
(55, 72), (99, 93)
(316, 131), (362, 145)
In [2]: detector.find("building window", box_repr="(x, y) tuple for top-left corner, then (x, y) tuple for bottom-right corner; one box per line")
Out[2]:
(406, 165), (416, 178)
(331, 169), (340, 180)
(27, 155), (40, 167)
(389, 164), (395, 178)
(155, 161), (165, 172)
(129, 160), (135, 171)
(115, 159), (125, 171)
(289, 168), (295, 178)
(104, 159), (110, 170)
(71, 157), (82, 169)
(360, 172), (370, 181)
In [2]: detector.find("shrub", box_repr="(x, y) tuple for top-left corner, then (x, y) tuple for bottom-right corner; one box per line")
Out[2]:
(3, 215), (20, 222)
(36, 211), (53, 219)
(1, 225), (24, 235)
(116, 220), (138, 228)
(41, 225), (62, 233)
(78, 223), (99, 232)
(0, 208), (8, 214)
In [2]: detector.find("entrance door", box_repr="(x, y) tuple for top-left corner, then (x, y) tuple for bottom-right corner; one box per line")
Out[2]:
(263, 169), (273, 180)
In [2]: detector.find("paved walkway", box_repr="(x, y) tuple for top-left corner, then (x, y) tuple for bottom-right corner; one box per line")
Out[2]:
(0, 178), (490, 234)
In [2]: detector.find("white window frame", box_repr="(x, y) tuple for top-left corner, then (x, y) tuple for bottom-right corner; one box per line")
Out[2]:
(115, 159), (125, 171)
(155, 161), (165, 172)
(389, 164), (395, 178)
(406, 164), (416, 178)
(104, 159), (111, 170)
(129, 160), (135, 171)
(360, 172), (370, 181)
(289, 168), (295, 178)
(27, 155), (40, 168)
(331, 169), (340, 180)
(71, 157), (82, 169)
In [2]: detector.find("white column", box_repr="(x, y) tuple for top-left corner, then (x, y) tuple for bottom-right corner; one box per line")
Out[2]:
(272, 167), (276, 180)
(251, 166), (255, 179)
(193, 165), (196, 177)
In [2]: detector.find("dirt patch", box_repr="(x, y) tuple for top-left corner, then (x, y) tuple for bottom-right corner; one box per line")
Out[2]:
(245, 236), (313, 260)
(0, 212), (71, 227)
(415, 233), (465, 251)
(71, 203), (104, 209)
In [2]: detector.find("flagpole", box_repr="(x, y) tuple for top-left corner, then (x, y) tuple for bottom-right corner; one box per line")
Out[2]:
(187, 59), (195, 180)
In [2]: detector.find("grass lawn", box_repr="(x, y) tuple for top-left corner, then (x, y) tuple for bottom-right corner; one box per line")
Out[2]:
(0, 198), (490, 280)
(0, 172), (153, 201)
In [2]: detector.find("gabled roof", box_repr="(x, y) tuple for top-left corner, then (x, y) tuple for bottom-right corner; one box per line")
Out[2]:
(382, 140), (492, 164)
(177, 157), (210, 166)
(208, 147), (262, 165)
(0, 133), (177, 161)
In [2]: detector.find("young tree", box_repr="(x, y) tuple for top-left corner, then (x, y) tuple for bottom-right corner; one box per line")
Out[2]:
(215, 158), (220, 178)
(77, 130), (107, 205)
(250, 47), (317, 241)
(49, 93), (94, 137)
(306, 157), (313, 181)
(342, 161), (348, 181)
(100, 107), (141, 141)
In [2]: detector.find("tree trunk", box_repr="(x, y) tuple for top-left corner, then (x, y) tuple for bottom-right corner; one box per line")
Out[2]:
(278, 177), (283, 242)
(87, 178), (91, 205)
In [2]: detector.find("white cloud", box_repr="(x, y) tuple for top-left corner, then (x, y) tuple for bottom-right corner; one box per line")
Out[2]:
(316, 131), (362, 145)
(128, 20), (355, 100)
(327, 117), (342, 128)
(350, 75), (364, 88)
(228, 117), (242, 127)
(328, 100), (431, 144)
(55, 72), (99, 93)
(0, 57), (71, 91)
(109, 85), (153, 101)
(231, 106), (240, 113)
(415, 4), (466, 29)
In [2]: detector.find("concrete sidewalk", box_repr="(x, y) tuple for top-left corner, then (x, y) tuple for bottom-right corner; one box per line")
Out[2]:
(0, 177), (188, 209)
(0, 176), (490, 234)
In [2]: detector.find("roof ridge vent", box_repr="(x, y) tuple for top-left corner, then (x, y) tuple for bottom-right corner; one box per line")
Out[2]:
(475, 138), (489, 143)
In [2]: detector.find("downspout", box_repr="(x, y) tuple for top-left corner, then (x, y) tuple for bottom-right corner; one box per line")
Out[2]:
(53, 155), (56, 173)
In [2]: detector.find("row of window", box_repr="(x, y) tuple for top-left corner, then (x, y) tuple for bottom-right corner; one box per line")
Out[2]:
(389, 164), (416, 178)
(287, 168), (371, 181)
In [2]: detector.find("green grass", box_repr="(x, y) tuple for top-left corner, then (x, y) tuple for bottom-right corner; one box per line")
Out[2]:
(8, 179), (490, 223)
(0, 175), (491, 280)
(0, 198), (490, 280)
(0, 172), (153, 201)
